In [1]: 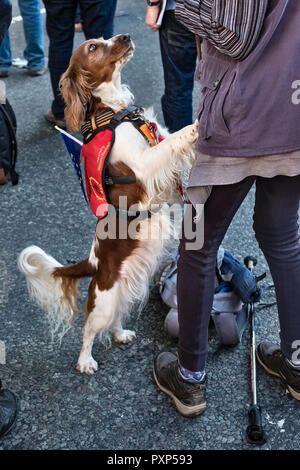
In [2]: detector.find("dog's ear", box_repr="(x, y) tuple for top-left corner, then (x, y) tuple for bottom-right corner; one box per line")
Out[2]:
(59, 66), (91, 132)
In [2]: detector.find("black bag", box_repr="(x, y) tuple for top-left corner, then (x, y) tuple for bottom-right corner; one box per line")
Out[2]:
(0, 99), (18, 185)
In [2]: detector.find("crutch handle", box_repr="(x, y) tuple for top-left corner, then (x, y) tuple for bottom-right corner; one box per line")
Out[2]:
(246, 405), (266, 446)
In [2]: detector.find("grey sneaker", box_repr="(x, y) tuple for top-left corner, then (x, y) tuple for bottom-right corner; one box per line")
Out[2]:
(153, 352), (206, 417)
(256, 342), (300, 401)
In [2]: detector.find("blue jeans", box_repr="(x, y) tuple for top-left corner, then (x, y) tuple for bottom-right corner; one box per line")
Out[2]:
(0, 0), (11, 46)
(43, 0), (117, 119)
(0, 0), (44, 72)
(159, 10), (197, 133)
(178, 175), (300, 371)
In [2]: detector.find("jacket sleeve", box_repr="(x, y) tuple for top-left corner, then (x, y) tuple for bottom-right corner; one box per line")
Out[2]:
(175, 0), (269, 60)
(0, 0), (12, 47)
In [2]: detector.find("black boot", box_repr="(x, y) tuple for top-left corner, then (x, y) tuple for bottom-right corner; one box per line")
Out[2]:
(0, 379), (18, 439)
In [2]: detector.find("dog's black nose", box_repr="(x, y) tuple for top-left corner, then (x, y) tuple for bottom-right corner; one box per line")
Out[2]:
(119, 34), (131, 43)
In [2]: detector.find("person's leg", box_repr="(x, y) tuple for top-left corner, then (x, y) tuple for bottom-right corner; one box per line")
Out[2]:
(178, 177), (256, 372)
(158, 10), (197, 133)
(18, 0), (45, 71)
(0, 32), (11, 74)
(154, 176), (255, 416)
(43, 0), (77, 119)
(43, 0), (117, 119)
(79, 0), (117, 40)
(253, 175), (300, 400)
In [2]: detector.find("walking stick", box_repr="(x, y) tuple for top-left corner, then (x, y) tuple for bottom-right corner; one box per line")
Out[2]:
(244, 256), (267, 446)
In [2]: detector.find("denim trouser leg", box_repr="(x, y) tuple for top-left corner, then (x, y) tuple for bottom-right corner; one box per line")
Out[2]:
(0, 32), (11, 71)
(43, 0), (117, 118)
(178, 175), (300, 371)
(18, 0), (45, 70)
(158, 10), (197, 133)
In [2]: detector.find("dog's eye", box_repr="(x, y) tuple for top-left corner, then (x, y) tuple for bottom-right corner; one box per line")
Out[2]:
(89, 44), (97, 52)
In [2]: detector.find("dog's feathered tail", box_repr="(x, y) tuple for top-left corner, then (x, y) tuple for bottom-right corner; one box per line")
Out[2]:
(18, 246), (96, 340)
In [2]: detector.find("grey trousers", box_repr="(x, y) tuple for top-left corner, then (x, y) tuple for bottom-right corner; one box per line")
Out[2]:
(177, 175), (300, 371)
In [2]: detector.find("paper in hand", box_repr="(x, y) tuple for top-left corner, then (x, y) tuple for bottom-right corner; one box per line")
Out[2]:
(156, 0), (167, 26)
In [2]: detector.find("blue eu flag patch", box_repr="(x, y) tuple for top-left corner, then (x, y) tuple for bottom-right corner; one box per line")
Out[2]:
(55, 126), (88, 204)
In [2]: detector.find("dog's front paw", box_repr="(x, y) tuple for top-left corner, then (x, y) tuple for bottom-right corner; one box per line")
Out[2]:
(176, 120), (199, 153)
(114, 329), (136, 344)
(76, 356), (99, 375)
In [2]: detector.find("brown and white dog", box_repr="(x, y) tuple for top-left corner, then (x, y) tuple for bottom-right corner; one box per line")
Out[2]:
(18, 34), (198, 375)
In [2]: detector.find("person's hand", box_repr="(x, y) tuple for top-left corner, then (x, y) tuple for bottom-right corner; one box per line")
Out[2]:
(145, 5), (161, 32)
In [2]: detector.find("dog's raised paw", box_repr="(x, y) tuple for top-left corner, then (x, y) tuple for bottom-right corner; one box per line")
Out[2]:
(180, 123), (199, 147)
(76, 356), (99, 375)
(114, 329), (136, 344)
(188, 121), (199, 143)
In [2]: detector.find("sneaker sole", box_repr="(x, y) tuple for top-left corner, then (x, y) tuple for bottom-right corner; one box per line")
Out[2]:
(152, 368), (206, 417)
(256, 350), (300, 401)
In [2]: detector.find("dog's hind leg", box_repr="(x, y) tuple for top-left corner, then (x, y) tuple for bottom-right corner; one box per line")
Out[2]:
(76, 279), (123, 375)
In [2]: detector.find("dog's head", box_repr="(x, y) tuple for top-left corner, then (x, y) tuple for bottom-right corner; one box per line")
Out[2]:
(59, 34), (135, 131)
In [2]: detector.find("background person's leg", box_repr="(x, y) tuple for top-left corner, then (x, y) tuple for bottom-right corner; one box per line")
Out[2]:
(18, 0), (45, 71)
(43, 0), (76, 119)
(79, 0), (117, 40)
(0, 32), (11, 74)
(158, 10), (197, 133)
(44, 0), (117, 120)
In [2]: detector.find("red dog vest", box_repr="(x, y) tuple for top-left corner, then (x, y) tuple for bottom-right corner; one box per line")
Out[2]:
(81, 106), (162, 219)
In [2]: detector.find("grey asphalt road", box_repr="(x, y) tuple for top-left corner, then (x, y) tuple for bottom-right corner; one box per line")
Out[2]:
(0, 0), (299, 451)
